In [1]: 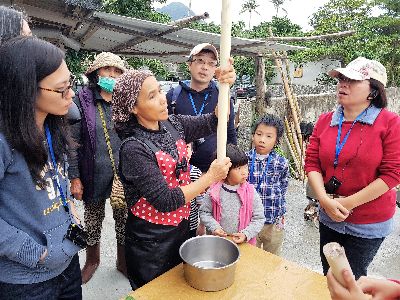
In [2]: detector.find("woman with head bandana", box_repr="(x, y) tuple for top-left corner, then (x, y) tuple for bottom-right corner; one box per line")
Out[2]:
(112, 62), (235, 289)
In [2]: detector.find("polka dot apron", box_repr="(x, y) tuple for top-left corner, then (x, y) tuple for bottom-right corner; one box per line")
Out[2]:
(130, 139), (191, 226)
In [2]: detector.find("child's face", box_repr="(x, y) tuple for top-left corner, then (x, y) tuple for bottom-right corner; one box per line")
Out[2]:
(252, 124), (277, 155)
(225, 165), (249, 185)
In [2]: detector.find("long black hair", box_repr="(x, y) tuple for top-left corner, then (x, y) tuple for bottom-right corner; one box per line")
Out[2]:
(0, 6), (27, 44)
(0, 36), (71, 186)
(212, 144), (248, 171)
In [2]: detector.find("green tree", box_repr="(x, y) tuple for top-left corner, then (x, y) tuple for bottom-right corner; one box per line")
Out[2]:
(270, 0), (289, 16)
(374, 0), (400, 16)
(250, 16), (303, 38)
(240, 0), (260, 29)
(296, 0), (400, 86)
(102, 0), (169, 23)
(231, 17), (303, 83)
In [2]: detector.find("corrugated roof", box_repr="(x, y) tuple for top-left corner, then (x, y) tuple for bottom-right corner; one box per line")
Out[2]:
(0, 0), (306, 62)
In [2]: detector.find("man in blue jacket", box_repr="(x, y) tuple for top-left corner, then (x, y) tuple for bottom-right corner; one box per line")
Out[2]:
(166, 43), (237, 172)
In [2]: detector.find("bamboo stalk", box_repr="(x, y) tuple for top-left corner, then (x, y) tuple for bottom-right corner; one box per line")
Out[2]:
(216, 0), (232, 161)
(288, 164), (299, 179)
(284, 117), (300, 162)
(272, 48), (303, 148)
(283, 54), (302, 118)
(290, 121), (302, 163)
(290, 121), (305, 179)
(284, 134), (301, 176)
(284, 119), (301, 169)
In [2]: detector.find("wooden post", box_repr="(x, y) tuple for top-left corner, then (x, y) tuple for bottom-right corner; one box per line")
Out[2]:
(217, 0), (232, 161)
(284, 134), (300, 177)
(255, 55), (266, 115)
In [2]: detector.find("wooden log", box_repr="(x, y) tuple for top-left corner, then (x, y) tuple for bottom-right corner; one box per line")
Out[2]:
(290, 121), (302, 158)
(284, 117), (300, 162)
(217, 0), (233, 160)
(271, 47), (303, 149)
(255, 55), (266, 113)
(284, 134), (301, 177)
(264, 30), (356, 42)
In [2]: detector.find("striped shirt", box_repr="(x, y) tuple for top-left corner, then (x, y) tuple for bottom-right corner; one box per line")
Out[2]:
(246, 149), (289, 224)
(189, 165), (203, 231)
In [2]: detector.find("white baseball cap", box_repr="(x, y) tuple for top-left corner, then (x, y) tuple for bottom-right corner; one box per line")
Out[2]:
(188, 43), (219, 62)
(328, 57), (387, 87)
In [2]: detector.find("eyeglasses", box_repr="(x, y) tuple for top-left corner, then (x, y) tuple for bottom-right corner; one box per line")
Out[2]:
(336, 74), (358, 84)
(191, 58), (218, 68)
(39, 75), (76, 98)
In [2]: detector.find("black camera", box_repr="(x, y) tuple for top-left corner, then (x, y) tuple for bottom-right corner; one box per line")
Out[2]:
(65, 223), (87, 249)
(324, 176), (342, 194)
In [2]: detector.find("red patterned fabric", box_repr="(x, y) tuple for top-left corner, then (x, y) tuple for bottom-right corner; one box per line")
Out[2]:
(131, 139), (191, 226)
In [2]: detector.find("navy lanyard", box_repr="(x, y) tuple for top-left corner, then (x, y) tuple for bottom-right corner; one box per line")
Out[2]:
(249, 149), (272, 193)
(45, 124), (69, 212)
(334, 108), (367, 168)
(188, 93), (208, 116)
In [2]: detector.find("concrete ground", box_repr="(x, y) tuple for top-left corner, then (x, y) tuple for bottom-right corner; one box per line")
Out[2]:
(77, 179), (400, 300)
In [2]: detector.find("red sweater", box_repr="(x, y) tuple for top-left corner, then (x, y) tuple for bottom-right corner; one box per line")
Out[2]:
(305, 108), (400, 224)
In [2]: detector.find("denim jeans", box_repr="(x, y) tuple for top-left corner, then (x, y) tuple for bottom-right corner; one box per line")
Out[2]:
(319, 222), (384, 279)
(0, 255), (82, 300)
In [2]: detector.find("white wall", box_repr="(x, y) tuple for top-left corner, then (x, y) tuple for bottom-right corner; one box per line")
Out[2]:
(270, 58), (341, 86)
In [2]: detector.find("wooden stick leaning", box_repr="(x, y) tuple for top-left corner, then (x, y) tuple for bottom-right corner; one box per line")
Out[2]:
(216, 0), (233, 161)
(323, 242), (354, 286)
(283, 133), (301, 176)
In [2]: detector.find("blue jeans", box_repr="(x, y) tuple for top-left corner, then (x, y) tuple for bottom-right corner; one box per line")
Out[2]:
(319, 222), (384, 279)
(0, 255), (82, 300)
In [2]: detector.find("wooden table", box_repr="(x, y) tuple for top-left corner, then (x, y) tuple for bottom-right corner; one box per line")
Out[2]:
(124, 243), (331, 300)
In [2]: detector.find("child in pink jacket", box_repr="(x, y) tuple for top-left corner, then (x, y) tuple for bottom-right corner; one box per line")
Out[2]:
(199, 144), (265, 244)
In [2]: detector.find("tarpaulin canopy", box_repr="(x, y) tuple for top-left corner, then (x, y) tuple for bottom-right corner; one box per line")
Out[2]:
(1, 0), (306, 62)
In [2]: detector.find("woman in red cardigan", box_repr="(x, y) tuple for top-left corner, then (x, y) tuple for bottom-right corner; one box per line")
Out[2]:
(305, 57), (400, 279)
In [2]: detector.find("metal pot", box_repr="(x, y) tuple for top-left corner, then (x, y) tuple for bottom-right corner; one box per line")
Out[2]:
(179, 235), (240, 292)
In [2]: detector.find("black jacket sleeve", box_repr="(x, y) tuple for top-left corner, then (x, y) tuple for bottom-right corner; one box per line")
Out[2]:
(173, 114), (218, 144)
(227, 98), (237, 145)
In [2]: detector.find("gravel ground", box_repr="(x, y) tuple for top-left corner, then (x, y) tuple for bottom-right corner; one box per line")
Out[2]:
(282, 180), (400, 280)
(78, 179), (400, 299)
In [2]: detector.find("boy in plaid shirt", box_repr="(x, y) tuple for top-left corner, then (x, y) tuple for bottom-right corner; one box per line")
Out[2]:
(247, 114), (289, 255)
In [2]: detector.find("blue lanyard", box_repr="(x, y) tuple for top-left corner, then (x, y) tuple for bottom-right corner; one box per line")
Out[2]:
(334, 108), (367, 168)
(188, 93), (208, 116)
(45, 124), (69, 212)
(249, 149), (272, 193)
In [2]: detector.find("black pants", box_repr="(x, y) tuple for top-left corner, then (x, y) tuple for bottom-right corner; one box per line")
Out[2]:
(319, 222), (385, 279)
(0, 255), (82, 300)
(125, 214), (189, 290)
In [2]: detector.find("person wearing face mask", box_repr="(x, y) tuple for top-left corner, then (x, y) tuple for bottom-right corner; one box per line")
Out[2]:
(68, 52), (127, 283)
(305, 57), (400, 279)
